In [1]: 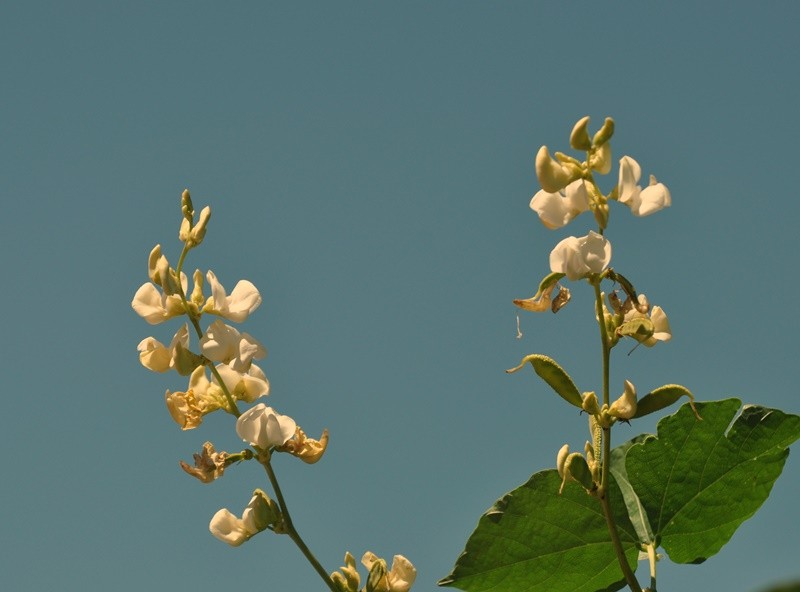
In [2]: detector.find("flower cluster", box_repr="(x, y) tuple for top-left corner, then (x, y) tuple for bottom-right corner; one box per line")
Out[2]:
(132, 190), (413, 591)
(331, 552), (417, 592)
(512, 116), (682, 502)
(131, 190), (328, 503)
(516, 117), (672, 338)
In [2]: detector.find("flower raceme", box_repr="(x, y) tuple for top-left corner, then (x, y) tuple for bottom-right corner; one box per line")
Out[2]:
(549, 231), (611, 281)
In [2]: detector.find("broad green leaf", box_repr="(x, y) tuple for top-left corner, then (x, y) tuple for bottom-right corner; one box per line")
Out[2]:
(756, 581), (800, 592)
(439, 470), (639, 592)
(507, 354), (583, 408)
(624, 399), (800, 564)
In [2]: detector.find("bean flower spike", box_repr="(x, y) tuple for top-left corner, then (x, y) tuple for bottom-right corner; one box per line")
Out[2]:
(131, 190), (329, 509)
(132, 191), (414, 592)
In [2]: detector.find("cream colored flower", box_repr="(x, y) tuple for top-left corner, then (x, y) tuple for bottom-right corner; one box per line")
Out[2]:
(214, 362), (270, 403)
(200, 320), (265, 372)
(203, 270), (262, 323)
(209, 508), (255, 547)
(362, 552), (417, 592)
(618, 156), (671, 216)
(164, 366), (227, 429)
(131, 281), (187, 325)
(549, 231), (611, 280)
(137, 324), (189, 372)
(619, 294), (672, 347)
(236, 404), (296, 448)
(530, 179), (590, 229)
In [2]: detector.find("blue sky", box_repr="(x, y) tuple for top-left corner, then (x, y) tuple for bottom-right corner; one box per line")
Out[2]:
(2, 2), (799, 591)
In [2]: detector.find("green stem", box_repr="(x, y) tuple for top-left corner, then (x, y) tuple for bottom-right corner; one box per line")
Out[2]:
(175, 243), (240, 417)
(647, 543), (658, 592)
(592, 280), (641, 592)
(261, 456), (337, 592)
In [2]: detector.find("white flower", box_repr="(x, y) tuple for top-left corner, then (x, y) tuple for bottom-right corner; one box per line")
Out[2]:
(236, 403), (296, 448)
(200, 320), (266, 372)
(215, 362), (270, 403)
(530, 179), (590, 229)
(361, 552), (417, 592)
(131, 280), (187, 325)
(203, 270), (262, 323)
(622, 294), (672, 347)
(618, 156), (671, 216)
(549, 231), (611, 280)
(209, 508), (256, 547)
(137, 324), (189, 372)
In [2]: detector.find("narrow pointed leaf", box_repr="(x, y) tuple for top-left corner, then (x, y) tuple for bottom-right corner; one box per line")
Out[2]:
(609, 436), (655, 546)
(439, 470), (639, 592)
(625, 399), (800, 564)
(633, 384), (698, 419)
(508, 354), (583, 408)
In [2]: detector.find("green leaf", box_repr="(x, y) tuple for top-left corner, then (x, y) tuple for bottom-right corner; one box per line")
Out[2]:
(507, 354), (583, 409)
(633, 384), (698, 419)
(439, 470), (639, 592)
(609, 436), (654, 546)
(623, 399), (800, 564)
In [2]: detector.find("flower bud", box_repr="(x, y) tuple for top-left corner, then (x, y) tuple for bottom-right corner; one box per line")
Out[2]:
(181, 188), (194, 221)
(609, 380), (637, 420)
(187, 206), (211, 247)
(570, 116), (592, 150)
(179, 217), (191, 243)
(147, 245), (163, 283)
(581, 391), (601, 415)
(592, 117), (615, 147)
(556, 444), (594, 494)
(331, 572), (351, 592)
(535, 146), (572, 193)
(339, 552), (361, 592)
(191, 269), (205, 307)
(589, 141), (612, 174)
(243, 489), (282, 532)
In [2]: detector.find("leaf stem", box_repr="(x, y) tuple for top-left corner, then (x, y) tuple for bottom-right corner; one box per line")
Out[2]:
(260, 456), (337, 592)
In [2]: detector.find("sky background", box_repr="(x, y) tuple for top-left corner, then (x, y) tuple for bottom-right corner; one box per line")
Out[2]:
(2, 2), (799, 591)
